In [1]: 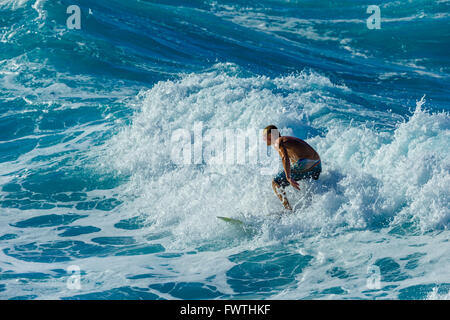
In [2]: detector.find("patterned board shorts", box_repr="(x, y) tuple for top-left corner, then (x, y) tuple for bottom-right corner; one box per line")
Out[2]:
(273, 158), (322, 188)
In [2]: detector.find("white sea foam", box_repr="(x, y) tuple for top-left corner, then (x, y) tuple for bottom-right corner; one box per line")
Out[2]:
(102, 66), (449, 252)
(0, 0), (33, 10)
(426, 287), (450, 300)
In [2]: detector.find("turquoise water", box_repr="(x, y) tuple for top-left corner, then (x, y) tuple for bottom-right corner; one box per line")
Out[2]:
(0, 0), (449, 300)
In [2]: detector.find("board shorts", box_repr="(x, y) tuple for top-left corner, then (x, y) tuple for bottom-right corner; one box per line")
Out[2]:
(273, 158), (321, 188)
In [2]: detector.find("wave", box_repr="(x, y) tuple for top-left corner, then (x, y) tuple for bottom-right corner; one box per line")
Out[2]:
(427, 287), (450, 300)
(102, 65), (449, 250)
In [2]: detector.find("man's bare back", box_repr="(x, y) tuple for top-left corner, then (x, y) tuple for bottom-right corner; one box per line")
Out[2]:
(274, 136), (320, 164)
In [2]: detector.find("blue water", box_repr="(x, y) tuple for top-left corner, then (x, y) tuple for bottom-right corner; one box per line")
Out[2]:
(0, 0), (449, 300)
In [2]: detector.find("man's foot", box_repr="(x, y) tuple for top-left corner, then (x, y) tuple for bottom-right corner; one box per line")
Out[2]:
(283, 202), (292, 211)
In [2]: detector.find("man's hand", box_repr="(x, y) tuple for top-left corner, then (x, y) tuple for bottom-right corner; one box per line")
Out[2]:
(287, 178), (300, 190)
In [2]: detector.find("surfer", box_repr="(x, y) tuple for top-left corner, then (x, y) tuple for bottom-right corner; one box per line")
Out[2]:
(263, 125), (321, 210)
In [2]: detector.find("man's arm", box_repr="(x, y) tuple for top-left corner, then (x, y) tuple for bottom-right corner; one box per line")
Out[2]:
(279, 140), (300, 190)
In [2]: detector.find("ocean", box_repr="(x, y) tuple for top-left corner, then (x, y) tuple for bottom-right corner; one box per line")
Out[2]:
(0, 0), (449, 300)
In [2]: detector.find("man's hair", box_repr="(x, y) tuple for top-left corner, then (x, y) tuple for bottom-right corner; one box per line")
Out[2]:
(263, 125), (279, 136)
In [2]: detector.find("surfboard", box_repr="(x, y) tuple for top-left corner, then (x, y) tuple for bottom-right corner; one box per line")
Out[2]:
(217, 216), (244, 225)
(216, 215), (263, 236)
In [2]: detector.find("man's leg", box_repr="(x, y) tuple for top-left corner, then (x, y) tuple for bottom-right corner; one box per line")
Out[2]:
(272, 180), (292, 210)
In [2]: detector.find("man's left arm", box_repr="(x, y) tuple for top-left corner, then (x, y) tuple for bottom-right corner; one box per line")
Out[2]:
(279, 141), (300, 190)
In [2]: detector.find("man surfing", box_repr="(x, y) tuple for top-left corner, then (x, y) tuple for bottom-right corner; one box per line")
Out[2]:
(263, 125), (322, 210)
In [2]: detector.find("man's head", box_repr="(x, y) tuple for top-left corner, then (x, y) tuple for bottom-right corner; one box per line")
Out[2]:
(263, 125), (280, 146)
